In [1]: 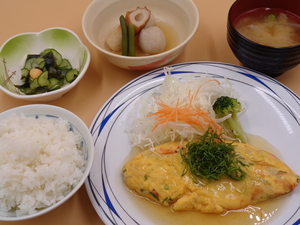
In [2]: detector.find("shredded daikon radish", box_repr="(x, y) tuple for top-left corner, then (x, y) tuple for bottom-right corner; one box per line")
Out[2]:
(127, 67), (243, 150)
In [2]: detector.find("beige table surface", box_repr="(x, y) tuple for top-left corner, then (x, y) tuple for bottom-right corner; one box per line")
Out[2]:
(0, 0), (300, 224)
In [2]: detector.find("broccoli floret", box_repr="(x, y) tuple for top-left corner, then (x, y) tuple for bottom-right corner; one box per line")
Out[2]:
(213, 96), (247, 143)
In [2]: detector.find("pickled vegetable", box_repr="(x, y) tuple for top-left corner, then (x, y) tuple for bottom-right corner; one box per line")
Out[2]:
(15, 48), (79, 95)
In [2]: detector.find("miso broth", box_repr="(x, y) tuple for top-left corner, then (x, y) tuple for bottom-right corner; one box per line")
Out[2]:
(233, 8), (300, 47)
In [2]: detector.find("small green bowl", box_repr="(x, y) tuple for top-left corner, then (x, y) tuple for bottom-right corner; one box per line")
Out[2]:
(0, 27), (90, 101)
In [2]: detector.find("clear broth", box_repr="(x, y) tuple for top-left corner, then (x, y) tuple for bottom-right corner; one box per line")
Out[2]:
(234, 8), (300, 47)
(124, 134), (292, 225)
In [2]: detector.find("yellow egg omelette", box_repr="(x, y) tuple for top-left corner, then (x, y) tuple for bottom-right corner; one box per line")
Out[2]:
(123, 141), (299, 213)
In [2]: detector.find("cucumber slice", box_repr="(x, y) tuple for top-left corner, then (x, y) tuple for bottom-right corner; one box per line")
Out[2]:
(34, 87), (48, 94)
(21, 68), (29, 82)
(40, 48), (63, 66)
(20, 87), (36, 95)
(65, 69), (79, 83)
(29, 78), (40, 89)
(31, 57), (45, 69)
(63, 77), (69, 85)
(58, 59), (72, 70)
(47, 78), (60, 90)
(24, 58), (36, 70)
(37, 71), (50, 87)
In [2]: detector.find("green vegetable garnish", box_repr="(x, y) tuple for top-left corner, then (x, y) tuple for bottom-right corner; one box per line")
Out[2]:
(267, 14), (277, 21)
(162, 197), (173, 204)
(119, 15), (128, 56)
(128, 23), (136, 56)
(162, 197), (168, 204)
(180, 129), (248, 183)
(149, 191), (159, 201)
(213, 96), (247, 143)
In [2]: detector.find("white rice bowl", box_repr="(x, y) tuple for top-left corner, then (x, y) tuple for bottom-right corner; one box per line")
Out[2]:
(0, 104), (94, 221)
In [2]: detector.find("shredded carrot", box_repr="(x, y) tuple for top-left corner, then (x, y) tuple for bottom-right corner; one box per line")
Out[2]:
(147, 80), (222, 134)
(147, 95), (222, 134)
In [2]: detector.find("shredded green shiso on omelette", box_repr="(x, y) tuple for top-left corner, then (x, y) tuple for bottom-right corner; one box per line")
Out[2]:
(180, 129), (248, 183)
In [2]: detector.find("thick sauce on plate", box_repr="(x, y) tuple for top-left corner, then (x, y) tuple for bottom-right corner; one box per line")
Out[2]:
(124, 134), (293, 225)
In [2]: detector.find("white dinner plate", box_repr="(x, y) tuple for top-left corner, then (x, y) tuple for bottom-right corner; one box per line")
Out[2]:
(86, 62), (300, 225)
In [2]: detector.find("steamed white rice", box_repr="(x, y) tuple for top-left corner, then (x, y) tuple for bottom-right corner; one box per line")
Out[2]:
(0, 114), (86, 216)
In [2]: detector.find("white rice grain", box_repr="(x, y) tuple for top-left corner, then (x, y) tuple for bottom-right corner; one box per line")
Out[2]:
(0, 114), (85, 216)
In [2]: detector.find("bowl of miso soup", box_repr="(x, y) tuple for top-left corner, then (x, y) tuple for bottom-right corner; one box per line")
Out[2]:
(227, 0), (300, 77)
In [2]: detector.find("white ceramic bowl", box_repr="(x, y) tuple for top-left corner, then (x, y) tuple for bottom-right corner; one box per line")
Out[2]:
(0, 104), (94, 221)
(0, 28), (90, 101)
(82, 0), (199, 70)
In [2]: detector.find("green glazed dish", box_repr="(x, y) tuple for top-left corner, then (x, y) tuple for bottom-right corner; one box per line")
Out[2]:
(0, 27), (90, 101)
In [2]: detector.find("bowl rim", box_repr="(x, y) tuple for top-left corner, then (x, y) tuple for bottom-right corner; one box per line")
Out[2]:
(82, 0), (199, 60)
(0, 27), (91, 100)
(227, 0), (300, 50)
(0, 104), (94, 221)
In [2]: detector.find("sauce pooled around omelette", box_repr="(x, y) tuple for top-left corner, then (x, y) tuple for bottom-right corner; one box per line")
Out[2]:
(123, 133), (299, 213)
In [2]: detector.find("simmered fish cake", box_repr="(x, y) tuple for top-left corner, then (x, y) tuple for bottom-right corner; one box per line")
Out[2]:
(123, 142), (299, 213)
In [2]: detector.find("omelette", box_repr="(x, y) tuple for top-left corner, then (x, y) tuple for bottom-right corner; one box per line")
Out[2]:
(123, 141), (299, 213)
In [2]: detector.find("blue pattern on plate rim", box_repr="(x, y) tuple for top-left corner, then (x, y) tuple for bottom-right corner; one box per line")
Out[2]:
(87, 62), (300, 225)
(293, 218), (300, 225)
